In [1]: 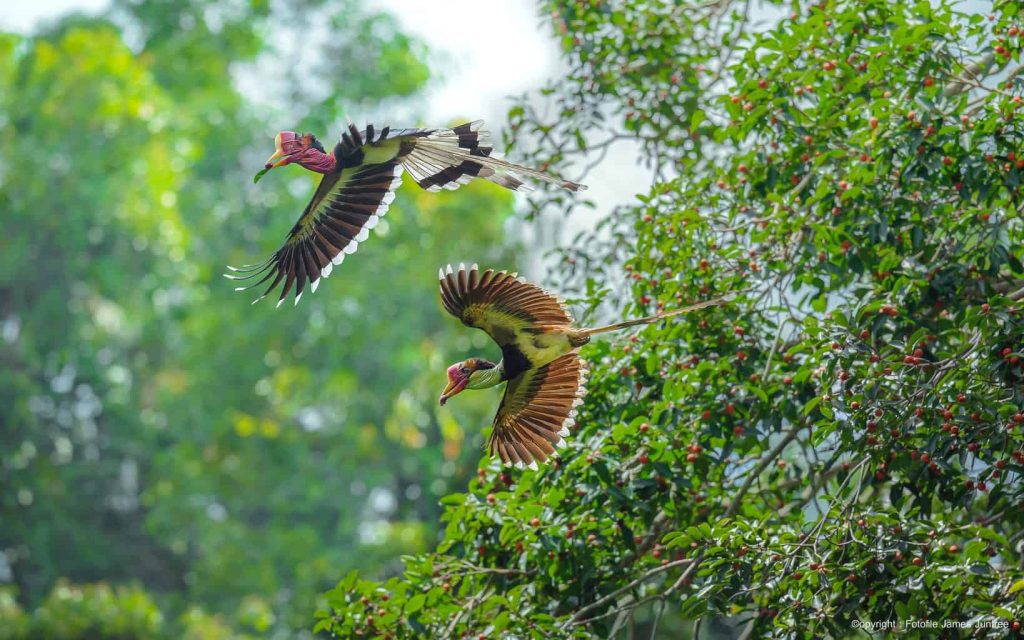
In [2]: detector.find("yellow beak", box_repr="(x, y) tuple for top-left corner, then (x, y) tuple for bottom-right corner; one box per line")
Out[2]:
(263, 132), (289, 169)
(439, 378), (467, 406)
(254, 134), (289, 183)
(263, 150), (289, 169)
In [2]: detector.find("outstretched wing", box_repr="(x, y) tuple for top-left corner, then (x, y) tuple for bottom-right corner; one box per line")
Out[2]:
(489, 351), (587, 468)
(438, 263), (574, 347)
(228, 123), (432, 306)
(399, 120), (586, 193)
(227, 160), (403, 306)
(230, 121), (583, 306)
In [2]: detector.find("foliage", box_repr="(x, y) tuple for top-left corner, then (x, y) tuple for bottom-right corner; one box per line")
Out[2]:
(0, 582), (162, 640)
(317, 0), (1024, 637)
(0, 1), (516, 636)
(0, 581), (250, 640)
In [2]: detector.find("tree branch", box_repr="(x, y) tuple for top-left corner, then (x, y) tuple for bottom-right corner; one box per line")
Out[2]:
(564, 557), (693, 627)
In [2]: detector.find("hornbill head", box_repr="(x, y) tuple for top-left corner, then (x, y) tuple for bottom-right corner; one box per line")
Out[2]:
(439, 358), (498, 406)
(253, 132), (328, 182)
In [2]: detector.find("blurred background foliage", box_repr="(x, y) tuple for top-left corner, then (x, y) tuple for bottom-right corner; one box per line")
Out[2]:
(0, 0), (519, 637)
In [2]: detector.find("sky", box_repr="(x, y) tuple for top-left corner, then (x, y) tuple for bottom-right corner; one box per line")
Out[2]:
(0, 0), (561, 127)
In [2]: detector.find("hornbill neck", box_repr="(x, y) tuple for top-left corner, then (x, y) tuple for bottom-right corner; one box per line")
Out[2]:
(469, 361), (507, 390)
(298, 149), (337, 174)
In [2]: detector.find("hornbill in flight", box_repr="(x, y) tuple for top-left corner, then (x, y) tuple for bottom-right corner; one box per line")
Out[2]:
(437, 264), (729, 468)
(228, 121), (584, 306)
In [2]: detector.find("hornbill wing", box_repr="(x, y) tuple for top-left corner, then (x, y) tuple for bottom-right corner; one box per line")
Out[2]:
(438, 263), (574, 348)
(394, 120), (585, 193)
(229, 120), (583, 306)
(488, 351), (587, 468)
(342, 120), (584, 193)
(228, 160), (403, 307)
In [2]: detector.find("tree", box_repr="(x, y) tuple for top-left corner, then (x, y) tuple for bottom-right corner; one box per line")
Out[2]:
(317, 0), (1024, 637)
(1, 1), (515, 635)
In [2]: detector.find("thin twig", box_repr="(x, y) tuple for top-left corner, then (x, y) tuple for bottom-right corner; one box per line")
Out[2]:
(725, 425), (803, 517)
(650, 600), (666, 640)
(565, 558), (694, 626)
(942, 53), (995, 97)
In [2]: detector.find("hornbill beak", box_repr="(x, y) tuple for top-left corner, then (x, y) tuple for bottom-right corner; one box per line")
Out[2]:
(254, 132), (293, 183)
(439, 365), (468, 406)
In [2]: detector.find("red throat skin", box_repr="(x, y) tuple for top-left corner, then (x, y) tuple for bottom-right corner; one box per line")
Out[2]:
(266, 132), (336, 174)
(296, 149), (336, 174)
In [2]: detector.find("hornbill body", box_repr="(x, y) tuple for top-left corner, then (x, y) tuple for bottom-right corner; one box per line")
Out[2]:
(228, 121), (584, 306)
(437, 264), (728, 468)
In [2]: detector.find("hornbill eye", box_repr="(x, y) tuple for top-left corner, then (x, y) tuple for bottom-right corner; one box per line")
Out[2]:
(460, 366), (470, 375)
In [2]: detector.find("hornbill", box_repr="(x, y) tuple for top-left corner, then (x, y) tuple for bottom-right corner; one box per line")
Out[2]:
(228, 121), (584, 306)
(437, 264), (729, 468)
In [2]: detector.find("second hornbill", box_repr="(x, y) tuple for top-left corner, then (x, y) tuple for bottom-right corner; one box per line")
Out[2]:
(437, 264), (729, 468)
(228, 121), (585, 306)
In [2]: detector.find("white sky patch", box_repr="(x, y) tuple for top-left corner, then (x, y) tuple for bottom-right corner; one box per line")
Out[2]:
(0, 0), (108, 32)
(377, 0), (562, 126)
(375, 0), (647, 272)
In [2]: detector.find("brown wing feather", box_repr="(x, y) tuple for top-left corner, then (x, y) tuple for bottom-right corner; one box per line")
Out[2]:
(489, 350), (587, 468)
(438, 263), (574, 346)
(227, 161), (403, 306)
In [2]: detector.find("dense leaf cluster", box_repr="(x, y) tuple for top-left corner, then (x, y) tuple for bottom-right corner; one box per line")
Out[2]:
(319, 0), (1024, 637)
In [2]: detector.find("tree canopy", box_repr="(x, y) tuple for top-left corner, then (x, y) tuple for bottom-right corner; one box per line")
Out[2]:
(317, 0), (1024, 638)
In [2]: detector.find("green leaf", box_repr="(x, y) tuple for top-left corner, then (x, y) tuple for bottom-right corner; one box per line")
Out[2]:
(406, 594), (426, 614)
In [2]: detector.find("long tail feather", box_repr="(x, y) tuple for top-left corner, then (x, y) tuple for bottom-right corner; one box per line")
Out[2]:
(580, 295), (734, 338)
